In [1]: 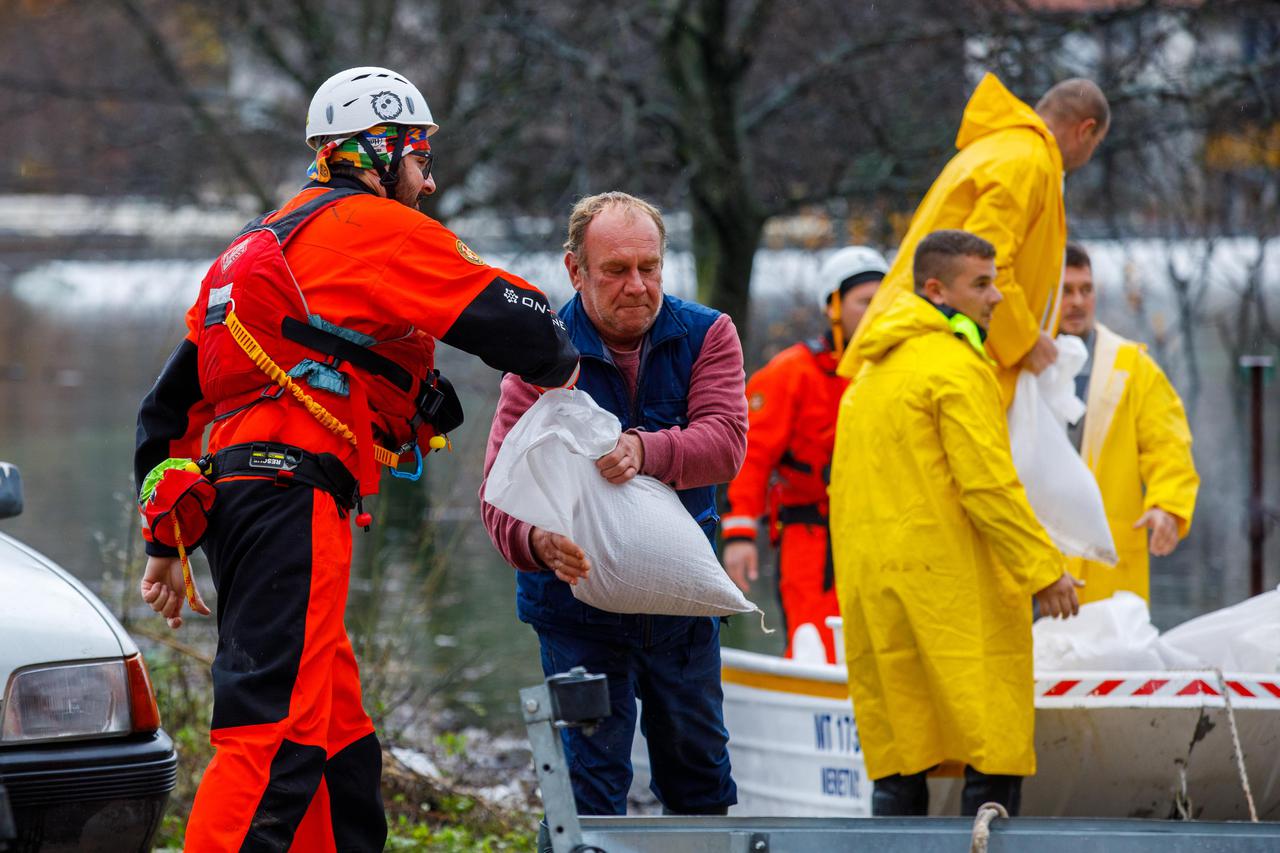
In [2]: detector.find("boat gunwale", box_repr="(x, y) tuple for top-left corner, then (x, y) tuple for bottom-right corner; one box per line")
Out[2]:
(722, 648), (1280, 708)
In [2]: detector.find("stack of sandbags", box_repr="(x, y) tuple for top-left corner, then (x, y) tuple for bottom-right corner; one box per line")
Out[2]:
(1160, 586), (1280, 673)
(1033, 588), (1280, 673)
(1033, 592), (1201, 671)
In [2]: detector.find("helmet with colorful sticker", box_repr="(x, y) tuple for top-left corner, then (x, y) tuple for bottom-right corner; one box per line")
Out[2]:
(306, 66), (438, 149)
(817, 245), (888, 309)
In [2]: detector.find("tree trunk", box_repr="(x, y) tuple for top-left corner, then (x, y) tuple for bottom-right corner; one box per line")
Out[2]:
(662, 0), (765, 330)
(688, 187), (764, 327)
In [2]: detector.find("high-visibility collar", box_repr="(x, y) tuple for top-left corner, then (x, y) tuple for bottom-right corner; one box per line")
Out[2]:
(925, 298), (995, 363)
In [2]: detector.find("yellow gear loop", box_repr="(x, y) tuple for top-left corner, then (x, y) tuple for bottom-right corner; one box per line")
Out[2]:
(171, 516), (198, 610)
(224, 308), (400, 468)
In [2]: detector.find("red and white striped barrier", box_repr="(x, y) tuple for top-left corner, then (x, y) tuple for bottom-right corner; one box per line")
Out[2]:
(1035, 672), (1280, 705)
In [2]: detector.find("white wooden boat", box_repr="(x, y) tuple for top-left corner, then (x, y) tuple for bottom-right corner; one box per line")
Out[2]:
(633, 646), (1280, 820)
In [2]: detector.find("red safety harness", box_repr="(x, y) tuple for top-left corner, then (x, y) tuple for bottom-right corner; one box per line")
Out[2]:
(194, 188), (459, 496)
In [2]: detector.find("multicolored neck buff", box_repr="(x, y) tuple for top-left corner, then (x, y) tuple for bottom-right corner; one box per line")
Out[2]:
(308, 124), (431, 183)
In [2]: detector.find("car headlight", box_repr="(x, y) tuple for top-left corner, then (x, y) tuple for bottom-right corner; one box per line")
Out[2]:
(2, 659), (132, 743)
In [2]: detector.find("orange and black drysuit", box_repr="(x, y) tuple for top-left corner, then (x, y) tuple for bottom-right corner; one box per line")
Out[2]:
(723, 337), (847, 662)
(135, 177), (578, 852)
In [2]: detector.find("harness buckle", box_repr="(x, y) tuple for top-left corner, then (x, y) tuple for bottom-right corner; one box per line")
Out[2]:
(246, 442), (304, 486)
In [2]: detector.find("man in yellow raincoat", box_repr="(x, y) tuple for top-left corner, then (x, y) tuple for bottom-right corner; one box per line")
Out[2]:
(1059, 243), (1199, 603)
(839, 73), (1110, 406)
(831, 230), (1081, 817)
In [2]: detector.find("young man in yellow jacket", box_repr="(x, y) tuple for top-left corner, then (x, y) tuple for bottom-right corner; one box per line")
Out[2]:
(840, 73), (1109, 407)
(830, 229), (1081, 817)
(1059, 242), (1199, 603)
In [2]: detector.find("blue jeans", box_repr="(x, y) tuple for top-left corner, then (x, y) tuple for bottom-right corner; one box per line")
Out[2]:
(535, 617), (737, 815)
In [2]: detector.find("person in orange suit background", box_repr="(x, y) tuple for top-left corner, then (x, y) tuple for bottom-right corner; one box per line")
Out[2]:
(722, 246), (886, 662)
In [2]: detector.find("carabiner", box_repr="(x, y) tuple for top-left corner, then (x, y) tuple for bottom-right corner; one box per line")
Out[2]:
(387, 444), (424, 481)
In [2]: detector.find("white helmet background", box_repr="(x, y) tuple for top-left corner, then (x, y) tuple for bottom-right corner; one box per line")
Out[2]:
(306, 66), (438, 149)
(818, 245), (888, 309)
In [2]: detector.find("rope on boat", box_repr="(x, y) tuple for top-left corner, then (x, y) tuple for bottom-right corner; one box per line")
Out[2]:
(1173, 759), (1192, 820)
(969, 801), (1008, 853)
(1214, 668), (1259, 822)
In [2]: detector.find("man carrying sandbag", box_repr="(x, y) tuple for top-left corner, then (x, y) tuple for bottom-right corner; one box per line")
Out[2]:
(480, 192), (747, 817)
(838, 73), (1110, 407)
(830, 229), (1082, 818)
(1058, 242), (1199, 603)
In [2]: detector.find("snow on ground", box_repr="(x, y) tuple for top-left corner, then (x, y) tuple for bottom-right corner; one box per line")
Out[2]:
(0, 194), (252, 240)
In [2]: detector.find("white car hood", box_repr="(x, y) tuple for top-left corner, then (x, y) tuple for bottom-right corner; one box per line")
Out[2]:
(0, 532), (127, 693)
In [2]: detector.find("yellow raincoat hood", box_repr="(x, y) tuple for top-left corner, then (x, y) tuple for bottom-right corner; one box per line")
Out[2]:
(854, 289), (949, 363)
(855, 289), (991, 366)
(839, 72), (1068, 408)
(830, 288), (1064, 779)
(955, 74), (1058, 157)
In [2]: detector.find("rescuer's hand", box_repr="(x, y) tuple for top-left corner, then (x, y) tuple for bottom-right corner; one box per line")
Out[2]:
(1034, 571), (1084, 619)
(1134, 507), (1180, 557)
(140, 555), (211, 630)
(596, 432), (645, 484)
(723, 540), (759, 593)
(1020, 332), (1059, 375)
(531, 527), (592, 585)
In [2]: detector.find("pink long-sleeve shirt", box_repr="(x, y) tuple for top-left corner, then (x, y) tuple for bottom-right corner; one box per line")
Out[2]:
(480, 311), (748, 572)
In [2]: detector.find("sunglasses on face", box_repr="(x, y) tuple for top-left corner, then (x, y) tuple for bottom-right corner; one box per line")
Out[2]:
(408, 150), (434, 180)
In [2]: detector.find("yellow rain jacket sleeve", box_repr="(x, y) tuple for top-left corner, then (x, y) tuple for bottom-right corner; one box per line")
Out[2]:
(831, 291), (1064, 781)
(839, 73), (1066, 407)
(1071, 325), (1199, 603)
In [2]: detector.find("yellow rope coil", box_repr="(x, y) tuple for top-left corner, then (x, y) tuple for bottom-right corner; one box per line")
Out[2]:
(224, 309), (399, 468)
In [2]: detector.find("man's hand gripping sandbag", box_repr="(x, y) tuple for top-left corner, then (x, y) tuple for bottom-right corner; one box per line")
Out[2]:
(485, 389), (761, 618)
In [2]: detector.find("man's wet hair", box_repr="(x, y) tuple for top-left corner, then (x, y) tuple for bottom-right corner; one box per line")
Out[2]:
(1065, 241), (1092, 270)
(913, 230), (996, 293)
(1036, 78), (1110, 130)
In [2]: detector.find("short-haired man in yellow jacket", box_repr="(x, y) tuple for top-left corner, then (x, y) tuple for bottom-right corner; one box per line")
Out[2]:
(1058, 242), (1200, 604)
(831, 230), (1081, 818)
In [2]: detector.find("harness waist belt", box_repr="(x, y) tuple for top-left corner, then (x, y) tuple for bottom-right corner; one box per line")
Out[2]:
(778, 450), (813, 475)
(206, 442), (359, 509)
(777, 503), (827, 527)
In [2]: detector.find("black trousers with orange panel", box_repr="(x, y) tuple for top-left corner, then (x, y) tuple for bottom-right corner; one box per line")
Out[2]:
(185, 475), (385, 852)
(775, 518), (840, 663)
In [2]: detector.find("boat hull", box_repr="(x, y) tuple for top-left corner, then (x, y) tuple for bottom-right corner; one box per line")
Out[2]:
(632, 648), (1280, 820)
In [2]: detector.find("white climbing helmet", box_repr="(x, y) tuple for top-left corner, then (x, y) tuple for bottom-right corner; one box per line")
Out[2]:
(818, 245), (888, 308)
(305, 66), (438, 149)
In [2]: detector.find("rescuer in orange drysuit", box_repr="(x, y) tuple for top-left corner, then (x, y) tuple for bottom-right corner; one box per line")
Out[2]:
(722, 246), (886, 662)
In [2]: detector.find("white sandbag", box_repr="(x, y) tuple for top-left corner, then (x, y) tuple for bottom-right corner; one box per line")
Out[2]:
(1160, 586), (1280, 673)
(1008, 335), (1117, 564)
(1033, 591), (1201, 671)
(1039, 334), (1089, 427)
(484, 389), (759, 618)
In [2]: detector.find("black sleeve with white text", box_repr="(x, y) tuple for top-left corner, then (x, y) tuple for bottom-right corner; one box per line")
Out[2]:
(441, 276), (579, 389)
